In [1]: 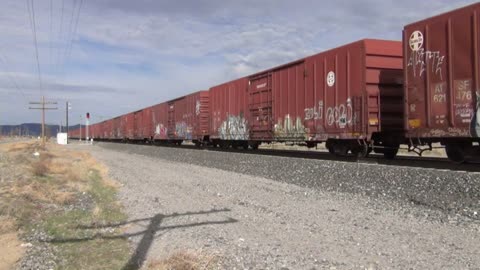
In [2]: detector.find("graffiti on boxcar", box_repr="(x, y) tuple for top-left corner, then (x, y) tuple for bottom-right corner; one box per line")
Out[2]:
(274, 114), (307, 139)
(428, 127), (470, 137)
(473, 91), (480, 137)
(155, 124), (168, 137)
(326, 98), (356, 128)
(407, 48), (445, 80)
(182, 113), (188, 119)
(304, 101), (323, 120)
(454, 104), (473, 120)
(195, 100), (201, 116)
(219, 115), (249, 140)
(175, 122), (192, 139)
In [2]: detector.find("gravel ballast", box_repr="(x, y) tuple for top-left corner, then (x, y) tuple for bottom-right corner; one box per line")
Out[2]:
(97, 143), (480, 221)
(83, 143), (480, 269)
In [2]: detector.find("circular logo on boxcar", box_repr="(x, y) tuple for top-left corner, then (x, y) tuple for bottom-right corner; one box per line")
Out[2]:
(327, 71), (335, 87)
(409, 31), (424, 51)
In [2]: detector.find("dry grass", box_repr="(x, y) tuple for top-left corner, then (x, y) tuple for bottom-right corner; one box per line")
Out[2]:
(5, 142), (33, 153)
(147, 251), (218, 270)
(0, 141), (132, 269)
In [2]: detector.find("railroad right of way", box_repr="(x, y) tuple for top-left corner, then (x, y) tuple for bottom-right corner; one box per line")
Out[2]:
(96, 142), (480, 223)
(83, 142), (480, 269)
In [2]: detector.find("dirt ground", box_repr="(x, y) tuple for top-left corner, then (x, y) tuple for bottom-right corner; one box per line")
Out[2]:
(0, 217), (23, 270)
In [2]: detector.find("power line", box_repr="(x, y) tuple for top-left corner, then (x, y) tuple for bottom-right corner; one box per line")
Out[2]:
(60, 0), (84, 77)
(27, 0), (43, 94)
(0, 55), (28, 101)
(49, 0), (54, 75)
(65, 0), (84, 68)
(64, 0), (78, 63)
(0, 49), (29, 101)
(25, 0), (34, 34)
(56, 0), (66, 76)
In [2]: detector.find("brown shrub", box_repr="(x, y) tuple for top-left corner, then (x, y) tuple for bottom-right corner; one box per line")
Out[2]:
(31, 160), (49, 177)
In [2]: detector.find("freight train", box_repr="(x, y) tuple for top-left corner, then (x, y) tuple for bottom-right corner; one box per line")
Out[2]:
(69, 3), (480, 163)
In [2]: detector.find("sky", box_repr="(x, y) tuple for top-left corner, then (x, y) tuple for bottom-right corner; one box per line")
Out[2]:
(0, 0), (477, 125)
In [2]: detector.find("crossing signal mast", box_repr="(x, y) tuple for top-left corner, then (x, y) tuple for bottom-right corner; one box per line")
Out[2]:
(86, 112), (90, 141)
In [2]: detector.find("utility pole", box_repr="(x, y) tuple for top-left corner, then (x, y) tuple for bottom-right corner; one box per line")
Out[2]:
(79, 115), (82, 141)
(29, 96), (58, 147)
(86, 112), (90, 140)
(66, 102), (70, 144)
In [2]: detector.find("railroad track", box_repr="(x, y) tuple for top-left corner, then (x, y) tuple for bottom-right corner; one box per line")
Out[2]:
(96, 141), (480, 173)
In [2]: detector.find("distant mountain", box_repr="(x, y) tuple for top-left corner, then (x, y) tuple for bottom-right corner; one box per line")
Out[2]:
(0, 123), (79, 137)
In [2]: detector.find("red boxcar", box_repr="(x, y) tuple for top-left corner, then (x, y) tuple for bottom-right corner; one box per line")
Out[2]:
(111, 117), (121, 139)
(102, 120), (112, 139)
(404, 3), (480, 161)
(176, 91), (209, 142)
(158, 91), (209, 143)
(89, 122), (98, 139)
(210, 40), (404, 156)
(122, 113), (135, 140)
(209, 78), (250, 147)
(151, 102), (169, 140)
(145, 91), (210, 144)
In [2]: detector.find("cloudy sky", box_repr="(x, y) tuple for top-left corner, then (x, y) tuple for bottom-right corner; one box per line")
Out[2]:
(0, 0), (476, 125)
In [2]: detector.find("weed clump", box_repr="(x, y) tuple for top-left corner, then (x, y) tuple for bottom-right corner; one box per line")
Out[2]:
(31, 160), (49, 176)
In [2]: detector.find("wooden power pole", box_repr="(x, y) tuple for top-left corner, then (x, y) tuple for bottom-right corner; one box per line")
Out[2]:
(29, 96), (58, 147)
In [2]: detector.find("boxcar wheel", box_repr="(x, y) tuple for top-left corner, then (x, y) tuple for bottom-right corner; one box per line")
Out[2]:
(445, 143), (467, 163)
(352, 145), (370, 158)
(383, 148), (398, 159)
(334, 145), (348, 156)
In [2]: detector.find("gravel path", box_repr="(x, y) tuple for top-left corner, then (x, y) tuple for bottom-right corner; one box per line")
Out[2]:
(84, 143), (480, 269)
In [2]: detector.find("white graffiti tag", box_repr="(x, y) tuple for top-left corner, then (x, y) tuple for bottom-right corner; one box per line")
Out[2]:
(407, 48), (445, 80)
(326, 98), (355, 128)
(219, 115), (249, 140)
(304, 101), (323, 120)
(476, 92), (480, 126)
(195, 100), (201, 116)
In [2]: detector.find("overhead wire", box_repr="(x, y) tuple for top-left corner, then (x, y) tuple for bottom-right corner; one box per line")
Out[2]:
(25, 0), (34, 34)
(64, 0), (78, 62)
(64, 0), (84, 70)
(56, 0), (78, 101)
(56, 0), (66, 76)
(27, 0), (43, 95)
(49, 0), (54, 76)
(0, 52), (28, 101)
(60, 0), (84, 77)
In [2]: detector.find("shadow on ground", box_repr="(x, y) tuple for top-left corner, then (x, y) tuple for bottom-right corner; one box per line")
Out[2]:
(43, 208), (237, 270)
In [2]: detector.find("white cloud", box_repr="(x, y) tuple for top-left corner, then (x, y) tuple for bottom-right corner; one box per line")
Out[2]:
(0, 0), (477, 125)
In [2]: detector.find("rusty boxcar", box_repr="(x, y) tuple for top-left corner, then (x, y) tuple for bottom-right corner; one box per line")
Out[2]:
(151, 102), (169, 141)
(404, 3), (480, 162)
(209, 78), (251, 148)
(266, 39), (404, 157)
(162, 91), (209, 144)
(210, 40), (404, 157)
